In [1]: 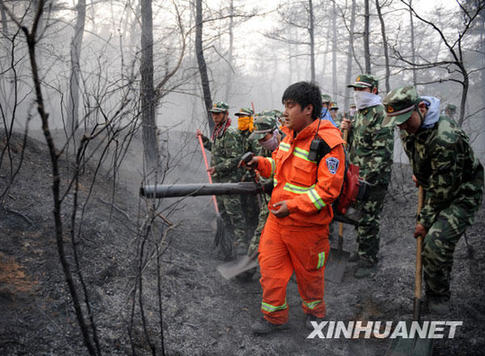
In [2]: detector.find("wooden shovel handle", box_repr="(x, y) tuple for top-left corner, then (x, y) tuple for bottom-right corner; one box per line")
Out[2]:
(342, 127), (349, 146)
(338, 129), (349, 251)
(337, 127), (349, 247)
(197, 134), (219, 214)
(415, 186), (424, 300)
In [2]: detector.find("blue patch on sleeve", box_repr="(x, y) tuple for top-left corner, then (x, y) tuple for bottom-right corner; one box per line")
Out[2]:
(326, 157), (339, 174)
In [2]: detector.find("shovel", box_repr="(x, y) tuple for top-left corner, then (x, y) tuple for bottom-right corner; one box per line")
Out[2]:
(386, 186), (433, 356)
(217, 254), (259, 280)
(325, 223), (350, 283)
(325, 126), (351, 283)
(197, 134), (226, 249)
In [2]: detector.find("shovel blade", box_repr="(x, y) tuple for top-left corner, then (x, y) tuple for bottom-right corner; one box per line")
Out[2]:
(386, 334), (433, 356)
(217, 255), (258, 280)
(324, 247), (350, 283)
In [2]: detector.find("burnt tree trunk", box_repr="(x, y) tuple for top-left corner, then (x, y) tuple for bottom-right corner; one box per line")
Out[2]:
(344, 0), (356, 111)
(331, 1), (337, 98)
(140, 0), (161, 176)
(308, 0), (315, 82)
(195, 0), (214, 131)
(409, 0), (417, 86)
(224, 0), (234, 102)
(376, 0), (390, 93)
(364, 0), (371, 73)
(66, 0), (86, 136)
(480, 14), (485, 155)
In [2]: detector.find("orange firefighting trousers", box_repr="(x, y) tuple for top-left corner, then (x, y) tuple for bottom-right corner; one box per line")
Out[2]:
(258, 213), (330, 324)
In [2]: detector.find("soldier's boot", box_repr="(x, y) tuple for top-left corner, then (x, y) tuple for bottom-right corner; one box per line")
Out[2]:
(328, 222), (336, 242)
(305, 314), (326, 331)
(216, 237), (233, 261)
(236, 268), (256, 282)
(425, 295), (451, 315)
(252, 318), (289, 335)
(349, 252), (360, 263)
(234, 242), (248, 258)
(353, 258), (377, 279)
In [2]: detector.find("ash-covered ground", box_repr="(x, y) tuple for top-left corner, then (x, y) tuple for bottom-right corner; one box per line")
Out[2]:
(0, 130), (484, 355)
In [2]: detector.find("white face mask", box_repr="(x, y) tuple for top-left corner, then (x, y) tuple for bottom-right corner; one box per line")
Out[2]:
(353, 91), (382, 110)
(259, 130), (279, 151)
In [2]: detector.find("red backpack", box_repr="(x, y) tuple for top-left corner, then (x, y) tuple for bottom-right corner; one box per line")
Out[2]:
(309, 135), (368, 225)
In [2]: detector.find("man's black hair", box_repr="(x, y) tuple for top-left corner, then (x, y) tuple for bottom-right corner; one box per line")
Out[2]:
(282, 81), (322, 120)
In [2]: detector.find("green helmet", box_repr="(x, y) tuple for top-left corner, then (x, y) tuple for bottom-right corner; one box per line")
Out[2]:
(321, 94), (332, 103)
(330, 102), (339, 110)
(209, 101), (229, 113)
(269, 109), (283, 119)
(382, 86), (419, 126)
(249, 115), (277, 141)
(234, 107), (254, 117)
(347, 74), (379, 90)
(256, 109), (282, 119)
(445, 104), (457, 113)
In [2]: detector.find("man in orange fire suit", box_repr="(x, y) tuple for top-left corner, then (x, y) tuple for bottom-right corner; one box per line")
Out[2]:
(246, 82), (345, 334)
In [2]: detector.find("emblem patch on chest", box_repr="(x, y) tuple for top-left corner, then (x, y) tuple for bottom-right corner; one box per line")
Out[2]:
(326, 157), (340, 174)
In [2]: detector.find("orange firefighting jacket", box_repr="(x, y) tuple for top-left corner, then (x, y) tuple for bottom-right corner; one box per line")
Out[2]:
(257, 119), (345, 228)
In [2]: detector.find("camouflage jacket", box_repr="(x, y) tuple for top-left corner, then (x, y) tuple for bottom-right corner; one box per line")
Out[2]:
(400, 115), (484, 230)
(201, 126), (244, 183)
(347, 104), (394, 185)
(239, 130), (263, 181)
(239, 130), (261, 155)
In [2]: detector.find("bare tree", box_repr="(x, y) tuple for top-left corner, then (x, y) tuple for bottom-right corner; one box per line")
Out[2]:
(195, 0), (213, 131)
(309, 0), (315, 82)
(364, 0), (371, 73)
(343, 0), (357, 111)
(408, 0), (417, 86)
(1, 1), (102, 354)
(224, 0), (234, 102)
(265, 0), (319, 83)
(140, 0), (160, 177)
(375, 0), (390, 93)
(331, 0), (337, 97)
(397, 0), (485, 126)
(66, 0), (86, 138)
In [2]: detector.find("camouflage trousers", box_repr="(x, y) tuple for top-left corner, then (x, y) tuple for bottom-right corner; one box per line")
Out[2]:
(240, 193), (260, 241)
(423, 197), (483, 299)
(248, 195), (270, 256)
(216, 194), (247, 259)
(356, 183), (388, 263)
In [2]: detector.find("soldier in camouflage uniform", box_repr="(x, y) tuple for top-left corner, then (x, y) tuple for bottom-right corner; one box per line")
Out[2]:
(321, 94), (338, 127)
(341, 74), (394, 278)
(445, 104), (457, 121)
(349, 103), (357, 120)
(246, 114), (282, 257)
(382, 86), (483, 313)
(330, 102), (342, 128)
(235, 107), (261, 242)
(197, 101), (247, 260)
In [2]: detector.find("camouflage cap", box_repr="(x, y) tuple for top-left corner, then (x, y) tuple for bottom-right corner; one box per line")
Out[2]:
(350, 103), (356, 108)
(249, 115), (277, 141)
(209, 101), (229, 113)
(256, 109), (282, 119)
(330, 102), (339, 110)
(347, 74), (378, 89)
(321, 94), (332, 103)
(446, 104), (457, 112)
(382, 86), (419, 126)
(234, 107), (254, 117)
